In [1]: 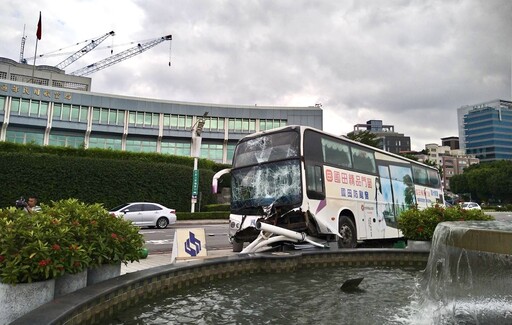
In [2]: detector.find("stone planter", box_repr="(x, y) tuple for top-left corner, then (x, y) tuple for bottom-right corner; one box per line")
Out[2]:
(54, 270), (87, 298)
(87, 262), (121, 286)
(0, 279), (55, 325)
(406, 240), (432, 251)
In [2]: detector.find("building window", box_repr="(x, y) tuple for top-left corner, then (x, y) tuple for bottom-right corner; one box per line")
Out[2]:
(193, 116), (225, 132)
(228, 118), (257, 132)
(259, 119), (286, 131)
(54, 104), (87, 122)
(92, 107), (124, 125)
(49, 133), (84, 148)
(162, 114), (193, 129)
(129, 111), (159, 128)
(227, 143), (236, 163)
(126, 138), (157, 152)
(6, 129), (44, 145)
(200, 143), (224, 162)
(89, 136), (122, 150)
(70, 106), (80, 121)
(161, 141), (191, 156)
(0, 96), (5, 112)
(19, 99), (30, 115)
(10, 98), (20, 114)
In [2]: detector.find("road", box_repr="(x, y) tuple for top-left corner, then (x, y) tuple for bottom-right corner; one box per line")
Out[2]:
(142, 212), (512, 254)
(486, 211), (512, 221)
(141, 222), (231, 254)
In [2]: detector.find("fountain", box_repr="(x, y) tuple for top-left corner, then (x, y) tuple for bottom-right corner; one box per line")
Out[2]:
(106, 220), (512, 324)
(404, 220), (512, 324)
(11, 220), (512, 324)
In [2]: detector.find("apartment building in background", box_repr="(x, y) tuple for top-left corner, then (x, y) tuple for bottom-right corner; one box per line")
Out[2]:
(352, 119), (411, 154)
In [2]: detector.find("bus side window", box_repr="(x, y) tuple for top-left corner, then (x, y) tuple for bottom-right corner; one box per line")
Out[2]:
(306, 165), (325, 200)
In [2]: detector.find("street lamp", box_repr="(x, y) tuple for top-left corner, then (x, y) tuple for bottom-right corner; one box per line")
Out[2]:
(190, 112), (208, 212)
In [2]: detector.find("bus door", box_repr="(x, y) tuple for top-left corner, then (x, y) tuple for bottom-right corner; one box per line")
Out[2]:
(376, 165), (399, 238)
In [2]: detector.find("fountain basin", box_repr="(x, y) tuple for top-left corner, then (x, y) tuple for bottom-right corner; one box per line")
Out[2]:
(10, 249), (428, 325)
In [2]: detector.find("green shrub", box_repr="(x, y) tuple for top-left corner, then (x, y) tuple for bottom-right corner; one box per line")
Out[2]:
(0, 199), (144, 284)
(398, 205), (494, 241)
(177, 211), (229, 221)
(202, 204), (230, 212)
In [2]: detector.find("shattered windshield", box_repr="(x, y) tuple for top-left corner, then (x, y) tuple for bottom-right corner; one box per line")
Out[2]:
(233, 131), (300, 168)
(231, 160), (302, 212)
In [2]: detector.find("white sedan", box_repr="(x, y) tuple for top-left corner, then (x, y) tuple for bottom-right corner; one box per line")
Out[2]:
(109, 202), (177, 229)
(460, 202), (482, 210)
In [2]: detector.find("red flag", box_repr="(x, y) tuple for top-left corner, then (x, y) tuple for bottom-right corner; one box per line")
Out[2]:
(36, 12), (42, 40)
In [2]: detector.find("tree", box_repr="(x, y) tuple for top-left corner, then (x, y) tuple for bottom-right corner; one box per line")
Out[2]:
(449, 160), (512, 204)
(345, 130), (381, 148)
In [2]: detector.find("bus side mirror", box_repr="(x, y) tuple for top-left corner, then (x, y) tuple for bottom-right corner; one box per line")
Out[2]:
(212, 168), (231, 194)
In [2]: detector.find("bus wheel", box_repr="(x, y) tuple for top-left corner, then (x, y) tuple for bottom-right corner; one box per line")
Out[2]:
(232, 240), (244, 252)
(338, 215), (357, 248)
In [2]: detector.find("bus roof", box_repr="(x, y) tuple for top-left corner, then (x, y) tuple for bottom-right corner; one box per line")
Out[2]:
(237, 125), (439, 172)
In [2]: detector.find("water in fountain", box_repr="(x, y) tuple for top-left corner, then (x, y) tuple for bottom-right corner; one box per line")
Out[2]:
(108, 221), (512, 324)
(399, 221), (512, 324)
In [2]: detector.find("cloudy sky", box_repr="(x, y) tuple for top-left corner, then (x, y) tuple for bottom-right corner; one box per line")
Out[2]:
(1, 0), (511, 150)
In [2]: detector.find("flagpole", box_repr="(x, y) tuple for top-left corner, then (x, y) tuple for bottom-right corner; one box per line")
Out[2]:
(31, 11), (42, 84)
(31, 39), (38, 84)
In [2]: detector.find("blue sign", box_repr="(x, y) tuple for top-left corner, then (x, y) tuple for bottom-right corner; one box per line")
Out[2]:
(184, 231), (202, 256)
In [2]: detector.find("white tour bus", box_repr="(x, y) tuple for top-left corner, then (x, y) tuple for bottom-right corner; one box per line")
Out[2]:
(212, 125), (444, 253)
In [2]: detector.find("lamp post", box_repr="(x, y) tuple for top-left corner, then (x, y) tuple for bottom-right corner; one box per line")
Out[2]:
(190, 112), (208, 213)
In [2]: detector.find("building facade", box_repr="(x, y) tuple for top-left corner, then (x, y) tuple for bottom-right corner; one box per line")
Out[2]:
(0, 57), (91, 91)
(353, 119), (411, 154)
(457, 99), (512, 161)
(0, 78), (322, 164)
(423, 142), (479, 191)
(442, 155), (480, 191)
(441, 136), (459, 150)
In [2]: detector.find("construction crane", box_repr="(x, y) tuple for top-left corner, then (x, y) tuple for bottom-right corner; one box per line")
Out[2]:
(55, 31), (115, 70)
(70, 34), (172, 76)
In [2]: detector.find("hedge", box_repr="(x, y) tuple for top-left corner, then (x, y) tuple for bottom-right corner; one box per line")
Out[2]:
(202, 204), (231, 212)
(0, 142), (229, 172)
(177, 211), (230, 220)
(0, 151), (220, 213)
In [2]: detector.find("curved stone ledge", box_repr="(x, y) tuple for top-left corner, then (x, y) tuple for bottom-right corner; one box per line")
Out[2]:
(437, 221), (512, 255)
(11, 249), (429, 325)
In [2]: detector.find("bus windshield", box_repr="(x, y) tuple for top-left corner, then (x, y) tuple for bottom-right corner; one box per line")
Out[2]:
(231, 159), (302, 212)
(233, 130), (300, 168)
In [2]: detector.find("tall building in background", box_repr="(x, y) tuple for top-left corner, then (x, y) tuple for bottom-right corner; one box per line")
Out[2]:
(457, 99), (512, 161)
(353, 119), (411, 154)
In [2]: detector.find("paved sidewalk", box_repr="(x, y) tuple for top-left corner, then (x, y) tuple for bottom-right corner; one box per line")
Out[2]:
(121, 249), (235, 275)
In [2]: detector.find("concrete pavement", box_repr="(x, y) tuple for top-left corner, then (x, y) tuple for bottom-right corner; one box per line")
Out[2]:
(121, 249), (235, 275)
(122, 219), (231, 275)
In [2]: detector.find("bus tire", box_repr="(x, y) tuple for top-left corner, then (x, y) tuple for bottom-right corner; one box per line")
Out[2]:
(232, 240), (244, 252)
(337, 215), (357, 248)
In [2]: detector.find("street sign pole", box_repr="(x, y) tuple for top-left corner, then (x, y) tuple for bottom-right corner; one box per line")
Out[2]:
(190, 112), (208, 213)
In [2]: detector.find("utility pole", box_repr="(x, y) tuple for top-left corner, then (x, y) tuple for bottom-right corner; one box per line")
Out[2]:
(190, 112), (208, 213)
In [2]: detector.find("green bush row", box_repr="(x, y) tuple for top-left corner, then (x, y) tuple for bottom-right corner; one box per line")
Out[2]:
(0, 151), (221, 213)
(177, 211), (230, 220)
(202, 204), (231, 212)
(0, 141), (229, 171)
(398, 205), (494, 241)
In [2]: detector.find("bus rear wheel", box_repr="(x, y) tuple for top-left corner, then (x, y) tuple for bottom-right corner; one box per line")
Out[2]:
(337, 215), (357, 248)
